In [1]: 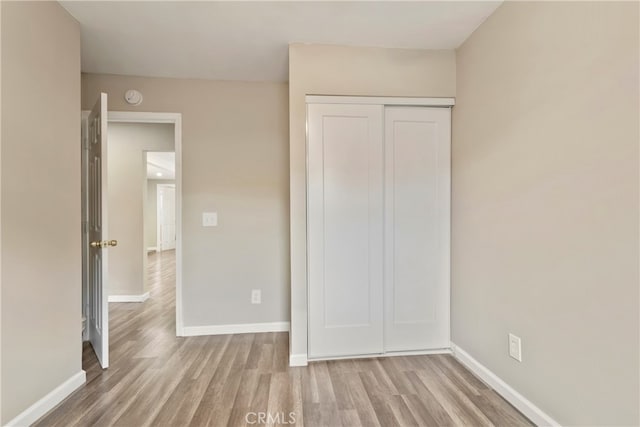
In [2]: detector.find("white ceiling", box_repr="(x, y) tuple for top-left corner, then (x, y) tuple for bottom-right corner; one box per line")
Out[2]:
(60, 1), (501, 82)
(147, 152), (175, 180)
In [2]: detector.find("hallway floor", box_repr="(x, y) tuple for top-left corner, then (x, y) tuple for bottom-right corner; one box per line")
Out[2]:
(35, 250), (532, 426)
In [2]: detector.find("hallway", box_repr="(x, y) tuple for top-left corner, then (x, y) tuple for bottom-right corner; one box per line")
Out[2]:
(35, 250), (531, 426)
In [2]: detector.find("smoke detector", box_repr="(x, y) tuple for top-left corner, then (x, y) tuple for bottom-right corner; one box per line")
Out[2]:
(124, 89), (143, 106)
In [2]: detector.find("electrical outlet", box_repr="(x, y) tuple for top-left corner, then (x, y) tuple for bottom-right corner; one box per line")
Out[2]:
(251, 289), (261, 304)
(509, 333), (522, 362)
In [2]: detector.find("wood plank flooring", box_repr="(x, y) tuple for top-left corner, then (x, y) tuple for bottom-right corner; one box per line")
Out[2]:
(35, 250), (533, 426)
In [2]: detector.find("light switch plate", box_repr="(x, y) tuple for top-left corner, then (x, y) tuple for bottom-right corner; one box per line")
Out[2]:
(202, 212), (218, 227)
(509, 333), (522, 362)
(251, 289), (261, 304)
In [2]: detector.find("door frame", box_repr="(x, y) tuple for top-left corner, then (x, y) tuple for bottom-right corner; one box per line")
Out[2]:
(82, 110), (185, 337)
(156, 183), (176, 252)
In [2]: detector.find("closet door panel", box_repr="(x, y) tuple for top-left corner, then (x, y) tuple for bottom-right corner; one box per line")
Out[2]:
(308, 103), (384, 358)
(384, 107), (451, 351)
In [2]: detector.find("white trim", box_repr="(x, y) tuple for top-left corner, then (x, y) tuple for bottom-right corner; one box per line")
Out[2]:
(451, 343), (560, 427)
(80, 110), (90, 345)
(103, 111), (185, 337)
(308, 348), (451, 363)
(147, 246), (157, 252)
(289, 353), (308, 367)
(182, 321), (290, 337)
(5, 371), (86, 427)
(108, 292), (150, 303)
(305, 95), (455, 106)
(108, 111), (182, 123)
(383, 348), (452, 357)
(174, 117), (184, 336)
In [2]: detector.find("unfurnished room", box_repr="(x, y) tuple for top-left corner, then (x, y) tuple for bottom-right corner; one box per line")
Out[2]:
(0, 1), (638, 426)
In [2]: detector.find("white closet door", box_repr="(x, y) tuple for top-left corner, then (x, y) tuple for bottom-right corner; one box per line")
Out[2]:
(384, 107), (450, 351)
(308, 103), (384, 358)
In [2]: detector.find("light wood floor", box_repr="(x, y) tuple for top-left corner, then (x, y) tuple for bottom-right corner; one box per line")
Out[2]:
(35, 250), (532, 427)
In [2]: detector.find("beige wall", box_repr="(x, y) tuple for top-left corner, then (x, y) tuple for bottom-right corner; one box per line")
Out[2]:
(288, 44), (456, 357)
(1, 2), (81, 423)
(83, 74), (290, 327)
(452, 2), (639, 425)
(107, 123), (174, 296)
(146, 179), (176, 250)
(0, 2), (3, 421)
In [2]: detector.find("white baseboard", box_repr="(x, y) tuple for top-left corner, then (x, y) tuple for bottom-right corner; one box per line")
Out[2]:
(5, 370), (86, 427)
(182, 321), (290, 337)
(308, 348), (451, 363)
(298, 348), (450, 366)
(451, 343), (560, 427)
(386, 348), (452, 357)
(108, 291), (150, 303)
(289, 353), (308, 367)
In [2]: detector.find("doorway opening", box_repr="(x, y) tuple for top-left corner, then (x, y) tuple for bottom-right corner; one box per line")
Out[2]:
(81, 107), (183, 370)
(146, 152), (176, 253)
(145, 153), (176, 323)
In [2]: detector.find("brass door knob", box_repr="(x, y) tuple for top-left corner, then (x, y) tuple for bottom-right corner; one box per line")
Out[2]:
(90, 240), (118, 248)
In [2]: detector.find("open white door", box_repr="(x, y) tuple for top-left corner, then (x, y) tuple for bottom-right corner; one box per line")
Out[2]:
(87, 93), (114, 368)
(157, 184), (176, 251)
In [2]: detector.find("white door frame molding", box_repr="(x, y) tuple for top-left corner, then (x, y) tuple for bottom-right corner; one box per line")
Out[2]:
(97, 111), (184, 336)
(305, 95), (455, 106)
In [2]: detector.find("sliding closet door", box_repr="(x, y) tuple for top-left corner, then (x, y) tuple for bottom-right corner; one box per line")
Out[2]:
(384, 107), (451, 351)
(307, 103), (384, 358)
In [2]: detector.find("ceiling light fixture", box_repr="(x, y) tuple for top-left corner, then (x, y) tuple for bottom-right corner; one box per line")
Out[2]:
(156, 172), (162, 177)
